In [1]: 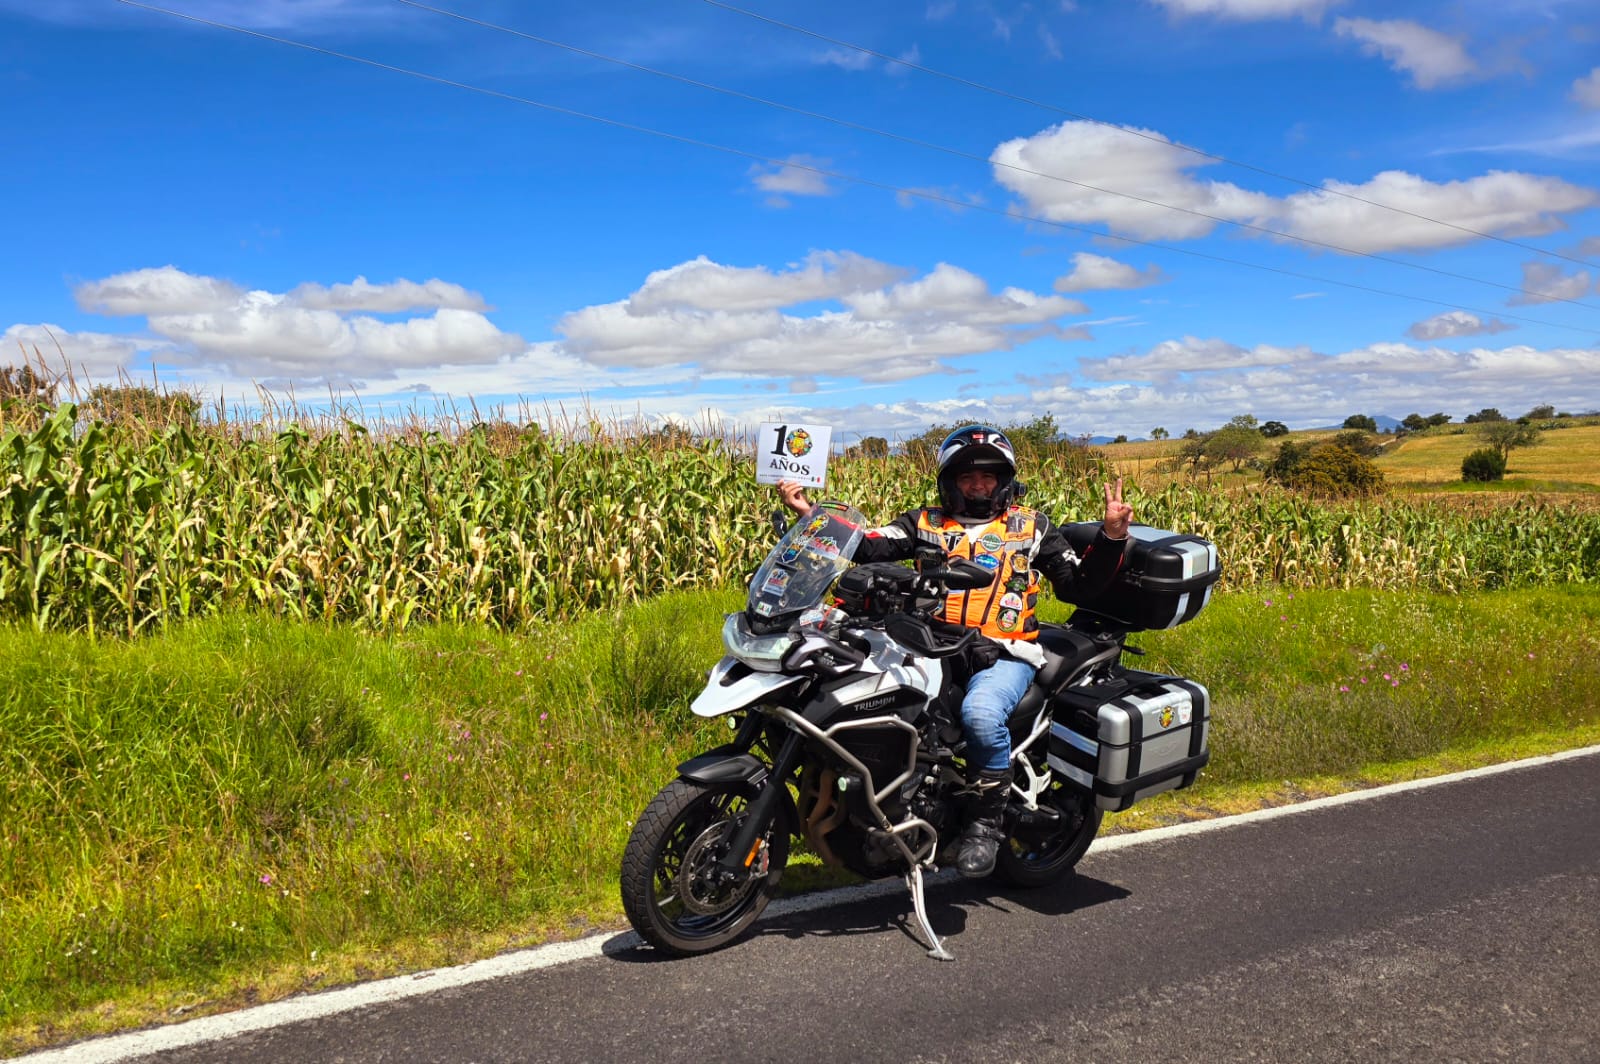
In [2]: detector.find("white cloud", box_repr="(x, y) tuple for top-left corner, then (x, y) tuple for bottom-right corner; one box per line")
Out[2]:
(841, 263), (1086, 323)
(76, 265), (242, 316)
(150, 301), (524, 381)
(1084, 335), (1318, 381)
(556, 256), (1088, 382)
(1508, 261), (1592, 305)
(1572, 68), (1600, 109)
(816, 48), (873, 71)
(63, 267), (524, 385)
(748, 155), (836, 203)
(1334, 18), (1478, 89)
(994, 121), (1596, 255)
(3, 323), (148, 376)
(991, 121), (1275, 241)
(1147, 0), (1337, 20)
(1054, 252), (1166, 292)
(627, 251), (907, 313)
(288, 276), (489, 313)
(1406, 311), (1516, 340)
(1271, 170), (1596, 254)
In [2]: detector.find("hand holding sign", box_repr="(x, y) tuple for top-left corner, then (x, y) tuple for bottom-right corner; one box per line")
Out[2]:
(755, 422), (832, 489)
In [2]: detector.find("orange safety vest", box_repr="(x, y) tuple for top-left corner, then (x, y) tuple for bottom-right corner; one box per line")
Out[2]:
(914, 507), (1042, 640)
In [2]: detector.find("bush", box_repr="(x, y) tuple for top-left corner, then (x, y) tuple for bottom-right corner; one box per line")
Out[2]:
(1260, 420), (1289, 438)
(1342, 414), (1378, 432)
(1287, 443), (1385, 498)
(1461, 448), (1508, 482)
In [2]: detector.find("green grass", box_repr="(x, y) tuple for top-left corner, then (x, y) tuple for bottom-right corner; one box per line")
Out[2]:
(5, 584), (1600, 1052)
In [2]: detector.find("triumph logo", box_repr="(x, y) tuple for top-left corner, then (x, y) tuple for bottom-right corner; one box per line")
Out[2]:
(854, 695), (898, 712)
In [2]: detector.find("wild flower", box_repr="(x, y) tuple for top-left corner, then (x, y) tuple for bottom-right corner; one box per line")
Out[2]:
(1339, 685), (1350, 693)
(259, 873), (273, 886)
(539, 712), (549, 721)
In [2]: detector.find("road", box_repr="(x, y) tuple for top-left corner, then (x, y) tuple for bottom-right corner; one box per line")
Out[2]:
(29, 749), (1600, 1063)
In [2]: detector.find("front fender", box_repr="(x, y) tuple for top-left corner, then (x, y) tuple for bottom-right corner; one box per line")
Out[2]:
(677, 748), (800, 836)
(690, 657), (806, 718)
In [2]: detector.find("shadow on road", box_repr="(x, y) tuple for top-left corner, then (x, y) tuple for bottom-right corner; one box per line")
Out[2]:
(605, 871), (1131, 963)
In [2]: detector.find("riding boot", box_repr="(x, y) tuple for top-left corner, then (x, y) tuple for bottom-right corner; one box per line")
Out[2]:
(956, 768), (1013, 879)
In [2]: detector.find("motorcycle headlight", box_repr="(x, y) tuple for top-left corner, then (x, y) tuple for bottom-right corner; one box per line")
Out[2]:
(722, 613), (798, 672)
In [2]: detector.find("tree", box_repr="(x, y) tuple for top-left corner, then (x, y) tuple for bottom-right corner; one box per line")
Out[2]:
(1524, 404), (1556, 421)
(0, 364), (56, 422)
(87, 384), (200, 428)
(1461, 448), (1507, 482)
(1260, 420), (1289, 438)
(1112, 434), (1128, 444)
(847, 435), (889, 459)
(1476, 420), (1539, 461)
(1463, 408), (1506, 424)
(1149, 426), (1169, 440)
(1006, 413), (1059, 450)
(1174, 432), (1213, 476)
(1263, 440), (1312, 485)
(1203, 425), (1266, 471)
(1331, 429), (1383, 457)
(1225, 413), (1260, 432)
(1342, 413), (1378, 432)
(1401, 413), (1429, 433)
(1425, 412), (1451, 427)
(1287, 443), (1385, 498)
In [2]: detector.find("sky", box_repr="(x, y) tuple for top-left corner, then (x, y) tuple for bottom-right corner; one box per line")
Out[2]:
(3, 0), (1599, 445)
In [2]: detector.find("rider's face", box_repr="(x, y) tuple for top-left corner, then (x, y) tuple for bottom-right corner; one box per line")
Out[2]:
(956, 470), (999, 497)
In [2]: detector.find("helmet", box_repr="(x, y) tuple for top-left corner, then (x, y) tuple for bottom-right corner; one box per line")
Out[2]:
(935, 425), (1022, 519)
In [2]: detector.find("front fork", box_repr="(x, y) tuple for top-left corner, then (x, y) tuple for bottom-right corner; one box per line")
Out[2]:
(713, 728), (805, 882)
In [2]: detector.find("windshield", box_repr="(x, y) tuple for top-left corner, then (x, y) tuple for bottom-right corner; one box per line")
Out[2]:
(747, 501), (865, 622)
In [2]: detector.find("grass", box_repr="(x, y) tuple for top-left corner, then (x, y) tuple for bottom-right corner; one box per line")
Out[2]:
(4, 582), (1600, 1054)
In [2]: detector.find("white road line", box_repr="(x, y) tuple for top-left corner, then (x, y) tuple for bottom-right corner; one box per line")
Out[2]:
(20, 743), (1600, 1063)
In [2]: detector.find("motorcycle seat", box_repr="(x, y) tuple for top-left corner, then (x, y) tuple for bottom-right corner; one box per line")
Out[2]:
(1007, 627), (1105, 727)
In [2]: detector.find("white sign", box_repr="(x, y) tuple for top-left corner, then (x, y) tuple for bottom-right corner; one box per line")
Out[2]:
(755, 422), (832, 488)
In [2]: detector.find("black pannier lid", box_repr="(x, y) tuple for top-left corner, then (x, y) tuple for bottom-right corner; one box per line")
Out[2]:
(1062, 522), (1222, 631)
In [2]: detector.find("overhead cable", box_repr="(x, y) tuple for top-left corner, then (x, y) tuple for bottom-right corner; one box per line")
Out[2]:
(395, 0), (1598, 312)
(111, 0), (1600, 340)
(700, 0), (1600, 273)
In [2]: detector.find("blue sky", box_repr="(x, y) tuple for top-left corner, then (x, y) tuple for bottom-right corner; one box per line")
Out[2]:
(3, 0), (1598, 443)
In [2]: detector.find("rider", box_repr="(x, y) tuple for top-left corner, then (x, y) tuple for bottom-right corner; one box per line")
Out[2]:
(777, 424), (1132, 878)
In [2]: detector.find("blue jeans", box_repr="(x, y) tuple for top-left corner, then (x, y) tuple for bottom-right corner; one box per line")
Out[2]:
(962, 657), (1037, 773)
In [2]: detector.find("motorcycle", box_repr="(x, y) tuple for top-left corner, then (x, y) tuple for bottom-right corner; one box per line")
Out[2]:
(620, 501), (1219, 960)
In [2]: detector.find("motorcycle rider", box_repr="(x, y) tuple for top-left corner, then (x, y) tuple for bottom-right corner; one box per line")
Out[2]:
(777, 424), (1132, 878)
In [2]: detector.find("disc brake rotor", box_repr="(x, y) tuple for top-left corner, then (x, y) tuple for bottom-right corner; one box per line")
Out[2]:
(675, 817), (762, 917)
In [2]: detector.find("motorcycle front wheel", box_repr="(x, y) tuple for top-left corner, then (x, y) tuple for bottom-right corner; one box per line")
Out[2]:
(620, 778), (790, 956)
(993, 779), (1103, 888)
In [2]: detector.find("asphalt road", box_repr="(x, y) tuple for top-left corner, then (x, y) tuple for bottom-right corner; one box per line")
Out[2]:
(37, 751), (1600, 1064)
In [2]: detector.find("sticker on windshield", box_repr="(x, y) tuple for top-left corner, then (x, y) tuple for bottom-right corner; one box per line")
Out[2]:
(761, 568), (792, 596)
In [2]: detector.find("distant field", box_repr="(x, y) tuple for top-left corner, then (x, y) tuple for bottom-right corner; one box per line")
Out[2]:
(1101, 422), (1600, 494)
(1376, 424), (1600, 489)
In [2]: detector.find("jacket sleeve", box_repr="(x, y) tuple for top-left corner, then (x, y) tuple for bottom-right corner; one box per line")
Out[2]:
(1033, 513), (1127, 603)
(851, 509), (922, 564)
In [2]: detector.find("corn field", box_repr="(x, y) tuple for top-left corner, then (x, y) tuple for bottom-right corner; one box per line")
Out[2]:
(3, 403), (1598, 635)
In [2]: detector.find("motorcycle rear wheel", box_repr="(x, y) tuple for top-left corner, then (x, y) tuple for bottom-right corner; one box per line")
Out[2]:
(993, 780), (1102, 888)
(620, 778), (790, 956)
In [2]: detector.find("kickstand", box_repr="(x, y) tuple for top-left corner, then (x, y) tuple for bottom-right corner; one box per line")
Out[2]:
(906, 863), (955, 961)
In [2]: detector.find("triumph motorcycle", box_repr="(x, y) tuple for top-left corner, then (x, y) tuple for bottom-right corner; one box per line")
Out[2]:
(620, 501), (1220, 960)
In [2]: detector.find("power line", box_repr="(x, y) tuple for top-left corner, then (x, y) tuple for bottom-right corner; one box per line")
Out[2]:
(111, 0), (1600, 341)
(701, 0), (1600, 274)
(394, 0), (1599, 313)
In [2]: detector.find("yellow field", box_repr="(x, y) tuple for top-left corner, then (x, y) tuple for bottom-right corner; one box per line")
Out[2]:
(1375, 424), (1600, 486)
(1100, 423), (1600, 494)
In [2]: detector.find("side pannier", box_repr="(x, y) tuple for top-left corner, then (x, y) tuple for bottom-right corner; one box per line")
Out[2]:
(1062, 522), (1221, 631)
(1047, 670), (1211, 812)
